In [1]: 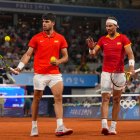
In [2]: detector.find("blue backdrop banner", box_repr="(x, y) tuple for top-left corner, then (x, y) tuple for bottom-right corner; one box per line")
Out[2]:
(12, 73), (99, 87)
(63, 105), (140, 120)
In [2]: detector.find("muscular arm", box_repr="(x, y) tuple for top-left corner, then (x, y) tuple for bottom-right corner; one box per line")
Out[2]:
(51, 48), (68, 66)
(124, 45), (135, 73)
(59, 48), (68, 64)
(20, 47), (34, 64)
(14, 47), (34, 73)
(124, 45), (134, 60)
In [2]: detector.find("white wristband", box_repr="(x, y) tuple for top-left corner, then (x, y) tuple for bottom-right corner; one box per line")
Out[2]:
(89, 49), (95, 54)
(129, 59), (135, 66)
(17, 62), (25, 70)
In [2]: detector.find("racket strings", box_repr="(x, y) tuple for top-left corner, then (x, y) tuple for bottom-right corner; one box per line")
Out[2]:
(0, 57), (10, 71)
(111, 72), (127, 87)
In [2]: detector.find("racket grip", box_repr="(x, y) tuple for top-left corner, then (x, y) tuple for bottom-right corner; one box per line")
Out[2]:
(9, 67), (19, 75)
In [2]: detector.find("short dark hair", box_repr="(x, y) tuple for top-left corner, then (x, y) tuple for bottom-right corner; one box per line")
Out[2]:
(42, 13), (56, 22)
(107, 16), (118, 22)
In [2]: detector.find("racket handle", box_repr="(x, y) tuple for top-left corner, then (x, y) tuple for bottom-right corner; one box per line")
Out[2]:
(135, 68), (140, 73)
(9, 67), (19, 75)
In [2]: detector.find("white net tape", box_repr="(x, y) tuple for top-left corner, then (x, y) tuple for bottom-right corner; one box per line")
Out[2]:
(0, 94), (139, 98)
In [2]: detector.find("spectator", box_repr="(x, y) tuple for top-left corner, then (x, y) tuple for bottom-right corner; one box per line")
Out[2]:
(0, 94), (5, 117)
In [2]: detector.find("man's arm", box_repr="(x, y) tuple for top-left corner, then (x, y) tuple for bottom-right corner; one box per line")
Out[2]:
(86, 36), (100, 56)
(60, 48), (68, 64)
(20, 47), (34, 64)
(50, 48), (68, 66)
(124, 45), (135, 74)
(15, 47), (34, 73)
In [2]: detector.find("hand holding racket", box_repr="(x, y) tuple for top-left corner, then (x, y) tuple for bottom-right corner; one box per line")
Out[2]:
(10, 67), (20, 75)
(0, 55), (19, 75)
(125, 67), (140, 81)
(86, 36), (97, 50)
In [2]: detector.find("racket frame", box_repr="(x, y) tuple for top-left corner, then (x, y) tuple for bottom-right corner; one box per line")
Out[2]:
(110, 68), (140, 87)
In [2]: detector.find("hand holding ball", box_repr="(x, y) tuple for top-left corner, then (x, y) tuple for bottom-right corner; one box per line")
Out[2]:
(50, 56), (59, 66)
(5, 36), (11, 42)
(50, 56), (56, 63)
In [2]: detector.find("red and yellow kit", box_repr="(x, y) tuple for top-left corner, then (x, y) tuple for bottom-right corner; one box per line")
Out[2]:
(28, 31), (68, 74)
(96, 33), (131, 72)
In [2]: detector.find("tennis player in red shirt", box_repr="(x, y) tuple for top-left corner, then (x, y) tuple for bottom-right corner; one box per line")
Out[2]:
(87, 16), (135, 135)
(14, 13), (73, 137)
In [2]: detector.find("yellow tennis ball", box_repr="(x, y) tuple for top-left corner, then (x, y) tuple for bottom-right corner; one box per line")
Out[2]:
(5, 36), (11, 42)
(50, 56), (56, 62)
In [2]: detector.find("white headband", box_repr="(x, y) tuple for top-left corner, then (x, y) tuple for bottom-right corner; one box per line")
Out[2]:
(106, 19), (118, 26)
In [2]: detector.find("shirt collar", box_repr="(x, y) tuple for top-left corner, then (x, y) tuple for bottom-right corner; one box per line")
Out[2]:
(106, 33), (120, 39)
(42, 31), (56, 38)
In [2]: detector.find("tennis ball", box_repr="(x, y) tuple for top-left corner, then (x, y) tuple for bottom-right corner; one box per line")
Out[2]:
(50, 56), (56, 62)
(4, 36), (11, 42)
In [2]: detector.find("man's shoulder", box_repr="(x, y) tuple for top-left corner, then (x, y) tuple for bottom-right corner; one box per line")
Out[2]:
(118, 33), (129, 39)
(119, 33), (124, 36)
(99, 35), (107, 40)
(54, 32), (65, 39)
(32, 32), (43, 38)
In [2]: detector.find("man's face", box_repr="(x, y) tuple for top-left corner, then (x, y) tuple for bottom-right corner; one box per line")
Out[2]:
(106, 22), (117, 35)
(42, 19), (55, 31)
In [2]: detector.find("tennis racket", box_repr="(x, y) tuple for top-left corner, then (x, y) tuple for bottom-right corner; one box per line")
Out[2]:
(111, 68), (140, 87)
(0, 55), (19, 75)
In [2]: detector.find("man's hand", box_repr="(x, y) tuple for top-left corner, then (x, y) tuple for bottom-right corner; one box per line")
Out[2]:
(50, 56), (59, 66)
(50, 58), (60, 66)
(86, 36), (97, 50)
(129, 66), (135, 76)
(126, 66), (135, 82)
(11, 67), (21, 75)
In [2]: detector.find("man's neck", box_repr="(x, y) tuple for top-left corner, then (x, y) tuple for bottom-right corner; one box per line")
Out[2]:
(44, 29), (54, 37)
(109, 32), (118, 39)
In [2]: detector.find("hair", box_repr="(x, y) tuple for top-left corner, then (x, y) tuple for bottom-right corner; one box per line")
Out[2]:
(42, 13), (56, 22)
(107, 16), (118, 22)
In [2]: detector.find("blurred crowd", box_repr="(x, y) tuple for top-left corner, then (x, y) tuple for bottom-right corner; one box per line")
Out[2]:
(0, 15), (140, 74)
(0, 13), (140, 93)
(0, 15), (101, 73)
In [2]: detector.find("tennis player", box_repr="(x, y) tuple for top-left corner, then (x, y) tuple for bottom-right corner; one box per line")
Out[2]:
(13, 13), (73, 137)
(87, 16), (135, 135)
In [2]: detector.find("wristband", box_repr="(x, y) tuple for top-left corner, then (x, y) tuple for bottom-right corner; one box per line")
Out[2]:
(17, 62), (25, 70)
(129, 59), (135, 66)
(89, 49), (95, 54)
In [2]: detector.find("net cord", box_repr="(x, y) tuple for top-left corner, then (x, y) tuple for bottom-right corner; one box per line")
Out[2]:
(0, 94), (139, 98)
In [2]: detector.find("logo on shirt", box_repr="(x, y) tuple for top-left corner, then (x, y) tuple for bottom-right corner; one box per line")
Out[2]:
(104, 43), (108, 45)
(40, 40), (44, 42)
(117, 42), (122, 45)
(54, 40), (59, 43)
